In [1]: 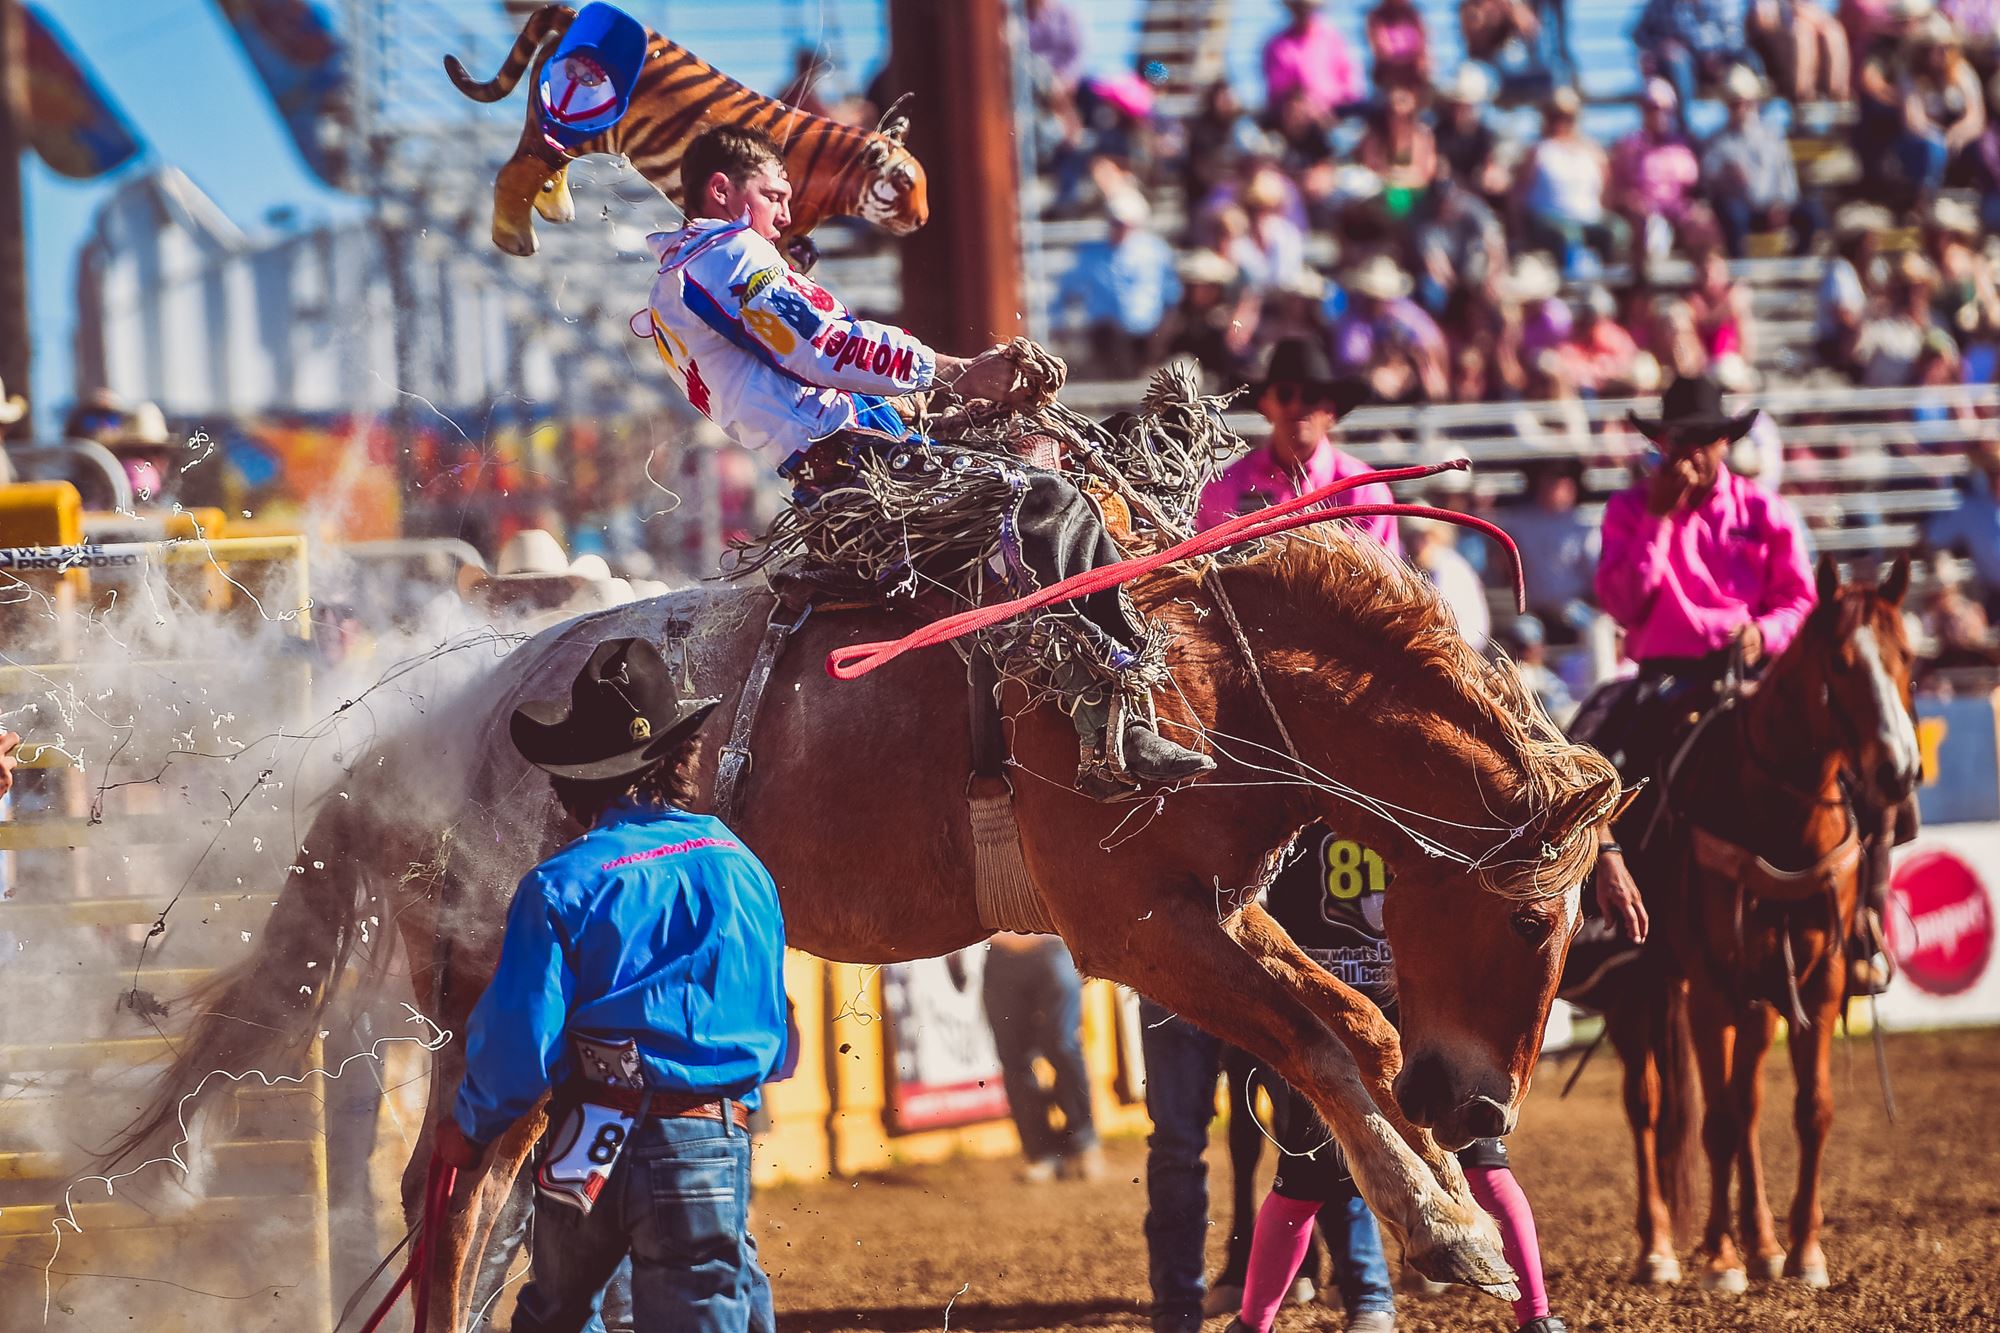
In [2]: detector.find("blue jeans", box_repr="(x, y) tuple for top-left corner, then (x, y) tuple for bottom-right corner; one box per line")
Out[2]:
(1896, 129), (1951, 195)
(512, 1111), (774, 1333)
(1139, 999), (1223, 1329)
(982, 940), (1097, 1160)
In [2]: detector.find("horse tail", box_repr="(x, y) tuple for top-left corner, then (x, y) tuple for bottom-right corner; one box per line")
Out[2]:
(1655, 978), (1702, 1245)
(99, 797), (376, 1169)
(444, 3), (576, 103)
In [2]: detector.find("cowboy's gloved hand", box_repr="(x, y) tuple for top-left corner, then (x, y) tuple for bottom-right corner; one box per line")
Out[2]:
(1594, 848), (1649, 944)
(0, 730), (19, 800)
(433, 1117), (485, 1170)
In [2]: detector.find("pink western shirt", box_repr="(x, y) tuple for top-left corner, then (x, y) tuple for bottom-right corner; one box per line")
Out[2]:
(1196, 437), (1402, 555)
(1595, 466), (1815, 663)
(1262, 17), (1364, 117)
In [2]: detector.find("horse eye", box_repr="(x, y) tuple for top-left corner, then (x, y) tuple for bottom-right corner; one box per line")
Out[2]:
(891, 166), (912, 189)
(1510, 909), (1553, 945)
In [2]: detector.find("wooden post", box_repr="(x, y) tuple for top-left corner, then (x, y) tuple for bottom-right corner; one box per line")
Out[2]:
(0, 0), (30, 437)
(887, 0), (1025, 353)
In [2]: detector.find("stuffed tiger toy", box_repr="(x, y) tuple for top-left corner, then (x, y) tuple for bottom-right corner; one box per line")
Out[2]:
(445, 4), (928, 257)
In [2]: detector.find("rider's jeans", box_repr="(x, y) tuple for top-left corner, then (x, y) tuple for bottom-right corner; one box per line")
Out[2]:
(512, 1113), (774, 1333)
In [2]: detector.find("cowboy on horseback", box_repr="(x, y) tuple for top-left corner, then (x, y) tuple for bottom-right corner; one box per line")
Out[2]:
(432, 639), (790, 1332)
(637, 124), (1213, 799)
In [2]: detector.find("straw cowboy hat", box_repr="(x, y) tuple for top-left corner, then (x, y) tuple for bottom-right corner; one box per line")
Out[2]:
(510, 637), (719, 781)
(1500, 252), (1562, 303)
(1928, 195), (1982, 237)
(1243, 337), (1370, 416)
(1627, 373), (1758, 446)
(105, 400), (172, 452)
(458, 528), (637, 627)
(1438, 63), (1495, 107)
(0, 378), (23, 427)
(1720, 64), (1765, 104)
(1177, 248), (1239, 286)
(1345, 253), (1414, 301)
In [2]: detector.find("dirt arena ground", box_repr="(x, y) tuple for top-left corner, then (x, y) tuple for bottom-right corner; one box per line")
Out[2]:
(761, 1029), (1999, 1333)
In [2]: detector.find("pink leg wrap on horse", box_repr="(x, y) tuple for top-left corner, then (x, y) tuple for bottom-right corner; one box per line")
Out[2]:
(1238, 1192), (1322, 1333)
(1468, 1165), (1549, 1323)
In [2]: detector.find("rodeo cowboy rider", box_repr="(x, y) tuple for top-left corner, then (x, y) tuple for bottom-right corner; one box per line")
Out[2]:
(1576, 373), (1898, 993)
(637, 124), (1215, 800)
(432, 639), (789, 1333)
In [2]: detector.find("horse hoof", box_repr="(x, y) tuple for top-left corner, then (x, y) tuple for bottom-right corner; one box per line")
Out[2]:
(1633, 1254), (1683, 1285)
(1753, 1254), (1787, 1281)
(1789, 1262), (1831, 1289)
(1408, 1233), (1519, 1301)
(1701, 1266), (1749, 1295)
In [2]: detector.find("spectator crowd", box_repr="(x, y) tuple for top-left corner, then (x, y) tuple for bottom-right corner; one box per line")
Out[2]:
(1019, 0), (2000, 411)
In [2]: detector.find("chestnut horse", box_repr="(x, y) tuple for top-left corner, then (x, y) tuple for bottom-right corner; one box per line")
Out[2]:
(1596, 556), (1918, 1293)
(114, 531), (1617, 1328)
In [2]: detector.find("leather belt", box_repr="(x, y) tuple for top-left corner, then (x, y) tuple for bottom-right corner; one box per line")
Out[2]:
(564, 1082), (750, 1128)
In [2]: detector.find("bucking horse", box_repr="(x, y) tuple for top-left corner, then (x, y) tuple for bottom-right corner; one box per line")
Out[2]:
(111, 521), (1619, 1328)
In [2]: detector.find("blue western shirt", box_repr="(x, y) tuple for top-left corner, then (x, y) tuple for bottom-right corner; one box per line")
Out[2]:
(452, 799), (789, 1144)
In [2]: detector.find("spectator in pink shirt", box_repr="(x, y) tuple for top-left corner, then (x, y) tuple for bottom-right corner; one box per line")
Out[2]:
(1196, 338), (1400, 556)
(1608, 80), (1708, 271)
(1263, 0), (1364, 120)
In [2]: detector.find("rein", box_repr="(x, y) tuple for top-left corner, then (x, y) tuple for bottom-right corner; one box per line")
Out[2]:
(825, 460), (1526, 679)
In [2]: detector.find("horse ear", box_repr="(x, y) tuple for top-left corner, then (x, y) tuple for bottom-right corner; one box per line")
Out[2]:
(882, 114), (910, 144)
(1815, 553), (1840, 606)
(1881, 553), (1911, 607)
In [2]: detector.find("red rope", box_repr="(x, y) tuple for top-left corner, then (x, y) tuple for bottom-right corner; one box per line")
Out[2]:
(825, 459), (1523, 681)
(357, 1154), (458, 1333)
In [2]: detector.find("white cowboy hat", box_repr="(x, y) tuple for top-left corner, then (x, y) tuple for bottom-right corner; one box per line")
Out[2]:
(494, 528), (572, 577)
(1641, 77), (1678, 110)
(1720, 64), (1765, 103)
(106, 400), (171, 450)
(1177, 248), (1239, 286)
(567, 552), (613, 581)
(0, 378), (23, 427)
(1105, 189), (1151, 228)
(1888, 0), (1936, 21)
(1501, 253), (1562, 303)
(1928, 195), (1981, 236)
(1438, 63), (1495, 107)
(1278, 267), (1329, 301)
(1345, 254), (1413, 301)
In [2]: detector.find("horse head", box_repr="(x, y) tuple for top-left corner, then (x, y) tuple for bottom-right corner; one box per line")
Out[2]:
(1192, 534), (1620, 1148)
(1781, 554), (1920, 809)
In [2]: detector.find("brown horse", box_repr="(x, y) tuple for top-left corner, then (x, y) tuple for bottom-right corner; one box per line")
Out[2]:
(1596, 555), (1918, 1292)
(113, 531), (1617, 1328)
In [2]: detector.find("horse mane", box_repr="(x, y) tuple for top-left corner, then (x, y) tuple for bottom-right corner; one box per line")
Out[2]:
(1141, 527), (1617, 899)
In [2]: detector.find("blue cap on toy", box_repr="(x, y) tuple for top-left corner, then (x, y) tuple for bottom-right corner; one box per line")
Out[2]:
(537, 3), (649, 153)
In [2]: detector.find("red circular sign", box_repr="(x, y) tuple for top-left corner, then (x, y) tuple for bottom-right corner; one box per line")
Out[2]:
(1887, 851), (1995, 996)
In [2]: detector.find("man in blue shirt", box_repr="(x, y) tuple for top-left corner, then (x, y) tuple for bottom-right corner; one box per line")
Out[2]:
(434, 637), (789, 1333)
(1053, 190), (1182, 377)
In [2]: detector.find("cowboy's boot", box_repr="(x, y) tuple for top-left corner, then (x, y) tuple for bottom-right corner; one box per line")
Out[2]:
(1057, 670), (1214, 800)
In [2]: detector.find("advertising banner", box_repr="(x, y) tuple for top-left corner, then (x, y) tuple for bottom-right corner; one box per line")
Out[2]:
(881, 947), (1012, 1133)
(1878, 823), (2000, 1029)
(1914, 691), (2000, 826)
(212, 0), (353, 188)
(22, 5), (143, 179)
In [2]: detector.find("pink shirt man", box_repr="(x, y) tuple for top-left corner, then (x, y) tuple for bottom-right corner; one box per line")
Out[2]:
(1197, 437), (1402, 554)
(1263, 13), (1364, 118)
(1596, 464), (1814, 662)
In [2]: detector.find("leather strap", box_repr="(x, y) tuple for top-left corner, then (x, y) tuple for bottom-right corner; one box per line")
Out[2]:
(968, 650), (1007, 783)
(564, 1082), (750, 1127)
(713, 598), (811, 827)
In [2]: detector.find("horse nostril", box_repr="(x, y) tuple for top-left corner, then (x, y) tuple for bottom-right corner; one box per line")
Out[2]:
(1464, 1096), (1511, 1139)
(1393, 1050), (1453, 1127)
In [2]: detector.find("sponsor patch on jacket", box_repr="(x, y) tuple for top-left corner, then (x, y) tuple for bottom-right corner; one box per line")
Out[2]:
(815, 327), (917, 381)
(732, 265), (784, 303)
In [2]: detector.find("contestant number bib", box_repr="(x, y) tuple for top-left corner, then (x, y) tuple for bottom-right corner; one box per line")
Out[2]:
(536, 1100), (638, 1214)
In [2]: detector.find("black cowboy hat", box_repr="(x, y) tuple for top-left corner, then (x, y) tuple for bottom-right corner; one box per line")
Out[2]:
(510, 637), (720, 781)
(1243, 337), (1369, 417)
(1626, 373), (1757, 447)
